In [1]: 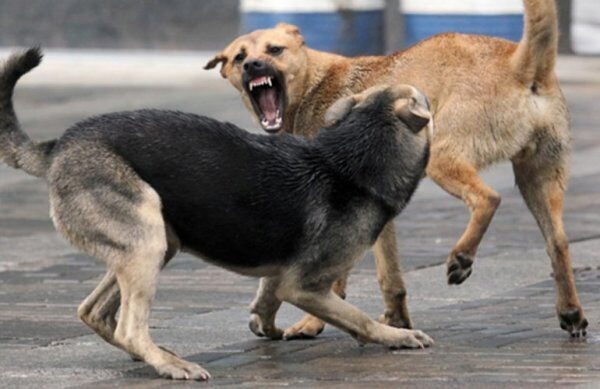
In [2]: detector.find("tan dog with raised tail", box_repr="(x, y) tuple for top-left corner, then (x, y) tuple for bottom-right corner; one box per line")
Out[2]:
(206, 0), (588, 340)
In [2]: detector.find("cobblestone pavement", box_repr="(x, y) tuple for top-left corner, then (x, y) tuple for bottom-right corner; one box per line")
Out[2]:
(0, 60), (599, 387)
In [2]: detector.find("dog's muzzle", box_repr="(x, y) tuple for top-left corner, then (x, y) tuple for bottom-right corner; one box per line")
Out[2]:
(242, 60), (287, 133)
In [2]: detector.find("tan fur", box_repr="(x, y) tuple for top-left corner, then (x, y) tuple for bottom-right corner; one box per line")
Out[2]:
(280, 274), (347, 339)
(208, 0), (587, 338)
(373, 222), (412, 329)
(52, 165), (209, 378)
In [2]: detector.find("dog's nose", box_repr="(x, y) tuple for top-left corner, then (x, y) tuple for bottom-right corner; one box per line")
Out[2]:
(243, 59), (266, 73)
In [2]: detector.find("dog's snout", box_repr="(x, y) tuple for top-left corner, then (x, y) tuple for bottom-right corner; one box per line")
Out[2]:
(243, 59), (266, 73)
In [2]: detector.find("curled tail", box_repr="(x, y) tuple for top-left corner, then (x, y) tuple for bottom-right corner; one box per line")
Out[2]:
(0, 47), (55, 178)
(511, 0), (559, 87)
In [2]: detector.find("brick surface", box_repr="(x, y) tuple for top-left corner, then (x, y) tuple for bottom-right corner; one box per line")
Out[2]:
(0, 65), (599, 387)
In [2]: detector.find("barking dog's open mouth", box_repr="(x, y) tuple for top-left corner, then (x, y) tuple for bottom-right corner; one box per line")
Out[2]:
(243, 71), (286, 133)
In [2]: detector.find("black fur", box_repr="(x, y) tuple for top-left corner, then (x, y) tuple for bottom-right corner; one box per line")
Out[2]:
(53, 89), (429, 269)
(0, 47), (429, 272)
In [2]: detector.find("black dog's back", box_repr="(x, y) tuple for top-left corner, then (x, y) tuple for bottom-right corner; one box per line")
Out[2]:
(58, 110), (312, 267)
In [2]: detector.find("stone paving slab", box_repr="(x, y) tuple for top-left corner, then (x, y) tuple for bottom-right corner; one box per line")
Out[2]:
(0, 71), (599, 387)
(1, 242), (599, 388)
(79, 266), (600, 387)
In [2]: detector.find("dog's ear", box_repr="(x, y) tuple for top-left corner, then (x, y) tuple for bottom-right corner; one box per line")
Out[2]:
(204, 54), (228, 78)
(324, 96), (358, 126)
(276, 23), (305, 45)
(392, 85), (432, 134)
(277, 23), (300, 35)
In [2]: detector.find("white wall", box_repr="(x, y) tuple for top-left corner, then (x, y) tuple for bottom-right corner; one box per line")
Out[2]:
(572, 0), (600, 54)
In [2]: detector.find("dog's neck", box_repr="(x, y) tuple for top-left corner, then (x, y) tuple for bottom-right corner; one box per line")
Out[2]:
(284, 48), (396, 136)
(304, 48), (347, 92)
(282, 48), (347, 134)
(314, 103), (423, 214)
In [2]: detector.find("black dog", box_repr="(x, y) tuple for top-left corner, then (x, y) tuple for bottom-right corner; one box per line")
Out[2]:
(0, 48), (433, 381)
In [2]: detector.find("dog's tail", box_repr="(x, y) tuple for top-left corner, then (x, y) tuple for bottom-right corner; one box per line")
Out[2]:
(0, 47), (55, 178)
(511, 0), (558, 86)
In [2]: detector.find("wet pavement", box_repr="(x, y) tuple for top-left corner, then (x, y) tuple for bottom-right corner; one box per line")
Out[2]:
(0, 54), (599, 387)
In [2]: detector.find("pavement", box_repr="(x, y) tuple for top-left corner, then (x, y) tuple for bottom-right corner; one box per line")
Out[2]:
(0, 52), (599, 388)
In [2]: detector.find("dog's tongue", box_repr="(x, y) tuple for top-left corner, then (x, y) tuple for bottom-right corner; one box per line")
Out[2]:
(257, 88), (279, 124)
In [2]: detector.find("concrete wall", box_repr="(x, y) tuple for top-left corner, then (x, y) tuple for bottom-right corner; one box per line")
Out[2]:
(0, 0), (240, 50)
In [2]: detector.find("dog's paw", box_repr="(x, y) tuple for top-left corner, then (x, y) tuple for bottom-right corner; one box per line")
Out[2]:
(447, 252), (473, 285)
(283, 315), (325, 340)
(386, 328), (434, 349)
(248, 313), (283, 340)
(379, 310), (412, 329)
(155, 359), (211, 381)
(558, 307), (588, 338)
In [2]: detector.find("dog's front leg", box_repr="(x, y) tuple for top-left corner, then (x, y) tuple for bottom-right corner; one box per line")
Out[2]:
(280, 284), (433, 349)
(282, 277), (347, 340)
(249, 277), (284, 340)
(283, 223), (414, 339)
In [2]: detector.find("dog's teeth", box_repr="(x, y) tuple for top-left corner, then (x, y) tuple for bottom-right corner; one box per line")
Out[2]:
(267, 77), (272, 87)
(249, 83), (253, 91)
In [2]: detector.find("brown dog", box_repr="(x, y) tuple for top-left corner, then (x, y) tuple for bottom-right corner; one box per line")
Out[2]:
(205, 0), (588, 339)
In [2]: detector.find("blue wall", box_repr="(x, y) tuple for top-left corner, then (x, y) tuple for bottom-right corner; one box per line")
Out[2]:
(242, 11), (384, 56)
(404, 14), (523, 47)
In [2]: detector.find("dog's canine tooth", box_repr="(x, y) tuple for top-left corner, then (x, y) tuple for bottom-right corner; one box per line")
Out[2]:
(267, 77), (272, 87)
(249, 83), (253, 91)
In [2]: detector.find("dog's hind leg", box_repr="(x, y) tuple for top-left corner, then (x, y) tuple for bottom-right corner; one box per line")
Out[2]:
(78, 270), (121, 345)
(49, 150), (205, 379)
(512, 139), (587, 337)
(373, 221), (412, 329)
(249, 277), (284, 339)
(106, 186), (208, 380)
(427, 156), (501, 285)
(78, 224), (180, 359)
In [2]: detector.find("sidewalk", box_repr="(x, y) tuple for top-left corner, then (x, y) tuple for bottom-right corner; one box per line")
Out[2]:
(0, 55), (599, 387)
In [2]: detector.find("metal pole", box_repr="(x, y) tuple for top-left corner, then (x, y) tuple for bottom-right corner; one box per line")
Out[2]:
(384, 0), (404, 53)
(557, 0), (573, 54)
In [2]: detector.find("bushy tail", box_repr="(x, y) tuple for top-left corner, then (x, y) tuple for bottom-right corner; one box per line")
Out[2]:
(0, 47), (55, 178)
(511, 0), (559, 86)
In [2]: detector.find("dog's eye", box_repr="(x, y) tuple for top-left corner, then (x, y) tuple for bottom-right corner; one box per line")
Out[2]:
(267, 46), (284, 55)
(234, 52), (246, 63)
